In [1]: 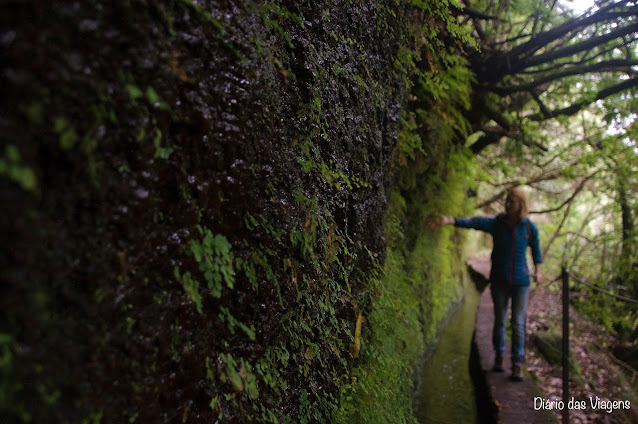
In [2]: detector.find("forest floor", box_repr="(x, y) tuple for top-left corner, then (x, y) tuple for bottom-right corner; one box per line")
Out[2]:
(527, 284), (638, 424)
(469, 256), (638, 424)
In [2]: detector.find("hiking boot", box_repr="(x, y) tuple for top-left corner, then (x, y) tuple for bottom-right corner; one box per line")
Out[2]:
(510, 363), (523, 382)
(493, 355), (504, 372)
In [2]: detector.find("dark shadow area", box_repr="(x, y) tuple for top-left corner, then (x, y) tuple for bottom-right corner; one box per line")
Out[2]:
(470, 331), (499, 424)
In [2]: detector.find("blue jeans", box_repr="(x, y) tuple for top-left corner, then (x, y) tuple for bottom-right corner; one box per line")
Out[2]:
(490, 284), (529, 365)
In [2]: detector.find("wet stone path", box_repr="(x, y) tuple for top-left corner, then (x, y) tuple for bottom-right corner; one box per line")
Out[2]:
(468, 256), (556, 424)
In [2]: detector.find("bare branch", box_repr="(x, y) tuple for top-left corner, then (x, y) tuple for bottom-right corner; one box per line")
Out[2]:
(527, 77), (638, 121)
(530, 90), (554, 118)
(521, 136), (550, 151)
(509, 2), (637, 61)
(491, 32), (533, 47)
(462, 1), (638, 155)
(518, 22), (638, 72)
(485, 104), (513, 131)
(469, 132), (505, 154)
(567, 204), (599, 267)
(514, 41), (634, 74)
(480, 125), (510, 135)
(494, 59), (638, 95)
(541, 186), (578, 258)
(532, 171), (600, 214)
(477, 168), (566, 208)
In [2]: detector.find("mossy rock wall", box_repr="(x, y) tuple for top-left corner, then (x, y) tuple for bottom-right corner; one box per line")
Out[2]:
(1, 0), (475, 423)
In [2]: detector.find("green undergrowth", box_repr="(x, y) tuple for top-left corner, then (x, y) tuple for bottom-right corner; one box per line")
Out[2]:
(332, 2), (479, 419)
(335, 1), (478, 412)
(336, 147), (478, 423)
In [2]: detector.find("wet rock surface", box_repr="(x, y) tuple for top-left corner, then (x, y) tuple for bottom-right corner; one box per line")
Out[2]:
(1, 1), (408, 422)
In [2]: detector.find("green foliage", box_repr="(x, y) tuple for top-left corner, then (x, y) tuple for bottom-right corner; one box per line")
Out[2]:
(261, 2), (304, 48)
(80, 412), (104, 424)
(54, 116), (80, 150)
(1, 0), (485, 422)
(177, 0), (225, 34)
(219, 307), (256, 340)
(204, 189), (370, 423)
(173, 266), (203, 313)
(574, 291), (637, 337)
(119, 73), (175, 160)
(191, 226), (235, 294)
(174, 227), (235, 313)
(337, 143), (477, 423)
(329, 1), (480, 419)
(0, 145), (37, 192)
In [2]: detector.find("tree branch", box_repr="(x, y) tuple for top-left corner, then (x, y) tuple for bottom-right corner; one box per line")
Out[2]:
(532, 171), (599, 214)
(492, 32), (532, 48)
(530, 90), (553, 118)
(528, 77), (638, 121)
(493, 59), (638, 95)
(508, 2), (636, 62)
(539, 175), (599, 259)
(514, 42), (632, 74)
(518, 21), (638, 72)
(469, 132), (505, 154)
(567, 204), (600, 268)
(477, 168), (565, 208)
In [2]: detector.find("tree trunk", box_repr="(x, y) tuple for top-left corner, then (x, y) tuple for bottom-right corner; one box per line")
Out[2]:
(617, 176), (637, 297)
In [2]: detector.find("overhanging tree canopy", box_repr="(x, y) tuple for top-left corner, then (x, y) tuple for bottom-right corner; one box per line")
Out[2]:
(442, 0), (638, 336)
(452, 0), (638, 153)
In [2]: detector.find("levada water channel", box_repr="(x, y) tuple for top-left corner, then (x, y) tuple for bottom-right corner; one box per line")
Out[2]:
(414, 278), (484, 424)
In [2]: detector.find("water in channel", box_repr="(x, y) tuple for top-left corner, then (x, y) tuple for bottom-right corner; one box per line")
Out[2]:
(415, 282), (482, 424)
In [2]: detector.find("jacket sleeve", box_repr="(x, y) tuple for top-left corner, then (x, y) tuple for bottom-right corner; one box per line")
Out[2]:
(454, 217), (496, 234)
(529, 222), (543, 264)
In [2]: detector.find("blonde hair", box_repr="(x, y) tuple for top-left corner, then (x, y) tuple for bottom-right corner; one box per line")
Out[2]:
(507, 187), (530, 219)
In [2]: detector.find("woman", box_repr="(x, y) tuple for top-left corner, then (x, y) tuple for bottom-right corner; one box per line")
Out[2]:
(432, 187), (543, 381)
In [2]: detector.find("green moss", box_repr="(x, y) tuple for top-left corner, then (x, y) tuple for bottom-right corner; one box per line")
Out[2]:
(336, 147), (476, 423)
(334, 0), (478, 414)
(0, 145), (38, 192)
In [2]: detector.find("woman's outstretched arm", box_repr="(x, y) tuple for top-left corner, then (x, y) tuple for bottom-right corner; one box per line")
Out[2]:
(429, 216), (455, 228)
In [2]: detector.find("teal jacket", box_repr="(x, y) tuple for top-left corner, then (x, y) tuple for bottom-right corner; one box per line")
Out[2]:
(454, 214), (543, 286)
